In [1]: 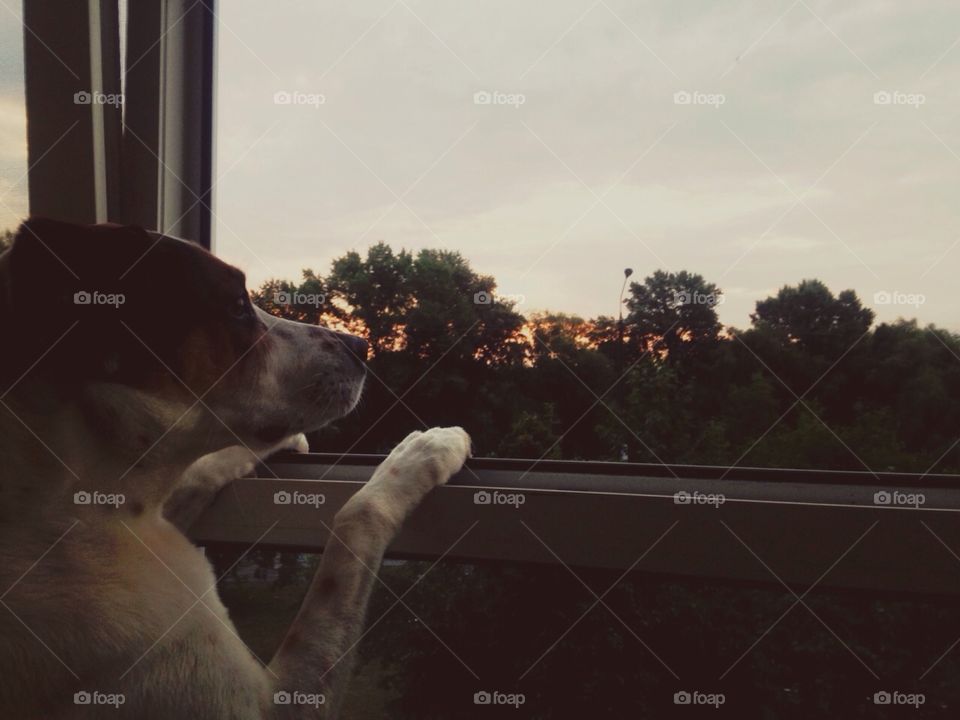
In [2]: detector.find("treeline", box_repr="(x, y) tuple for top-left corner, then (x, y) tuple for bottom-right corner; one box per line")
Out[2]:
(252, 242), (960, 474)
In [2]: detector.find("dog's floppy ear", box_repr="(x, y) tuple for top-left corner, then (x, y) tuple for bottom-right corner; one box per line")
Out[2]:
(7, 217), (155, 290)
(0, 218), (157, 389)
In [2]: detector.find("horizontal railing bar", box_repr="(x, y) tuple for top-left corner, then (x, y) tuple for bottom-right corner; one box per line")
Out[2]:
(264, 452), (960, 488)
(187, 454), (960, 596)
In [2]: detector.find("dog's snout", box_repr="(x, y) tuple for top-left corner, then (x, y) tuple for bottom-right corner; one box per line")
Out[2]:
(335, 332), (368, 364)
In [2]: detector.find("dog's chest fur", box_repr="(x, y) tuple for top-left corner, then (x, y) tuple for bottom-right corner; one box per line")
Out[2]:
(1, 515), (269, 718)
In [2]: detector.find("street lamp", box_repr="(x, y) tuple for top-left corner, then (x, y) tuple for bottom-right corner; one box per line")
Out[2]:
(618, 268), (633, 373)
(617, 268), (634, 462)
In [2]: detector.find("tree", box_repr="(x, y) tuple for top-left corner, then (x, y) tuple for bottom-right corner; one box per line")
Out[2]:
(250, 270), (333, 325)
(266, 243), (529, 455)
(248, 252), (956, 473)
(624, 270), (722, 365)
(404, 248), (525, 365)
(326, 243), (415, 356)
(750, 279), (874, 357)
(528, 313), (592, 364)
(525, 313), (617, 459)
(585, 314), (620, 361)
(496, 405), (562, 458)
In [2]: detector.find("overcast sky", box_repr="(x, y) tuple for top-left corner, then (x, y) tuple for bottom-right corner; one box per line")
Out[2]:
(2, 1), (960, 330)
(0, 1), (27, 231)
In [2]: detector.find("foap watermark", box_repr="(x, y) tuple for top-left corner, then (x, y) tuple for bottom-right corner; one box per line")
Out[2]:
(873, 490), (925, 508)
(473, 290), (526, 306)
(674, 290), (723, 307)
(474, 490), (525, 509)
(473, 90), (525, 108)
(274, 490), (326, 508)
(273, 691), (326, 708)
(74, 90), (124, 107)
(674, 490), (726, 509)
(74, 490), (125, 509)
(74, 691), (125, 708)
(673, 90), (725, 108)
(473, 690), (525, 708)
(873, 290), (925, 308)
(274, 291), (326, 308)
(873, 690), (924, 708)
(873, 90), (925, 108)
(74, 290), (125, 308)
(273, 90), (326, 108)
(674, 690), (725, 708)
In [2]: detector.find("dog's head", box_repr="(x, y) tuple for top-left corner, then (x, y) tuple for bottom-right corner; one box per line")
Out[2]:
(0, 218), (366, 468)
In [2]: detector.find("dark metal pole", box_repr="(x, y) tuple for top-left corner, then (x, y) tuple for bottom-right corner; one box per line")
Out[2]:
(617, 268), (633, 374)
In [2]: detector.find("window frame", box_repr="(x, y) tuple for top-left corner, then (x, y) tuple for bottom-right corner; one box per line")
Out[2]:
(22, 0), (215, 247)
(20, 0), (960, 596)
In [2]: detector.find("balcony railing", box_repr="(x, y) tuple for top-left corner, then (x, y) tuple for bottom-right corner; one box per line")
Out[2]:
(189, 455), (960, 596)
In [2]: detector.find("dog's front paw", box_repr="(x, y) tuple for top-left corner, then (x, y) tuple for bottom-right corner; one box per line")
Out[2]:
(383, 426), (471, 489)
(342, 427), (471, 533)
(278, 432), (309, 454)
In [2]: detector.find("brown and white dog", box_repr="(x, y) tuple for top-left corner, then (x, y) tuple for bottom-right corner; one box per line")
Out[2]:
(0, 218), (470, 719)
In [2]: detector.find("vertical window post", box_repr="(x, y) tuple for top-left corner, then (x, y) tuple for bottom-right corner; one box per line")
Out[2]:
(23, 0), (215, 249)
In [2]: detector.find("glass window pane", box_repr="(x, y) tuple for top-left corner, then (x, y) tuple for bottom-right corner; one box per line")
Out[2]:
(0, 4), (27, 242)
(215, 2), (960, 472)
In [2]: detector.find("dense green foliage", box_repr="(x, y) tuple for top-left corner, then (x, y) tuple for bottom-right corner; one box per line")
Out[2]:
(253, 242), (959, 473)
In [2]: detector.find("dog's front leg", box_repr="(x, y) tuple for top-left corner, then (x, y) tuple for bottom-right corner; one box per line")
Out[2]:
(266, 427), (470, 719)
(165, 433), (309, 532)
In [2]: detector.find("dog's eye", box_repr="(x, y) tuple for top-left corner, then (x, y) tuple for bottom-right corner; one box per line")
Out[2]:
(230, 295), (251, 320)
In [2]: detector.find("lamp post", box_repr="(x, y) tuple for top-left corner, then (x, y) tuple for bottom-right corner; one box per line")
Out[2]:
(617, 268), (634, 462)
(617, 268), (633, 374)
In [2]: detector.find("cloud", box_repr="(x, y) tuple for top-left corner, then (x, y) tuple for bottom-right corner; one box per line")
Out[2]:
(199, 0), (960, 332)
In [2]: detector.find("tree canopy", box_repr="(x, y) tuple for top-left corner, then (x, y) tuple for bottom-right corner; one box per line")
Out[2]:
(250, 243), (959, 474)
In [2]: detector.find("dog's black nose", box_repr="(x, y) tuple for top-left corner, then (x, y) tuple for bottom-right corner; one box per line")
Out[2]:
(335, 332), (368, 364)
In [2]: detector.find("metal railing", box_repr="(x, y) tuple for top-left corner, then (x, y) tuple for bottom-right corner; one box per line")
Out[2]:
(189, 455), (960, 596)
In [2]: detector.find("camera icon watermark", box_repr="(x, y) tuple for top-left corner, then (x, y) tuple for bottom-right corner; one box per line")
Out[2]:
(872, 490), (925, 508)
(474, 490), (526, 509)
(74, 90), (124, 107)
(273, 690), (325, 708)
(274, 291), (326, 308)
(473, 690), (525, 708)
(673, 290), (723, 307)
(74, 290), (125, 308)
(74, 690), (125, 708)
(673, 690), (725, 708)
(273, 90), (326, 108)
(274, 490), (326, 508)
(873, 290), (925, 308)
(873, 90), (925, 108)
(673, 90), (725, 108)
(74, 490), (126, 509)
(873, 690), (924, 707)
(673, 490), (726, 508)
(473, 290), (525, 306)
(473, 90), (526, 108)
